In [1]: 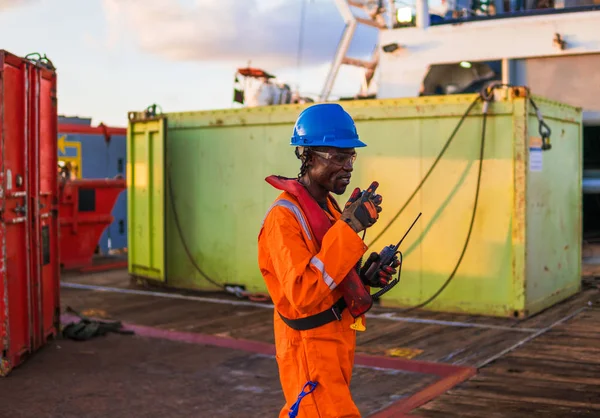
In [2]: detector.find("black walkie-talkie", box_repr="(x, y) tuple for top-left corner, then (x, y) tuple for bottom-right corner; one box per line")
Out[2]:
(365, 212), (422, 300)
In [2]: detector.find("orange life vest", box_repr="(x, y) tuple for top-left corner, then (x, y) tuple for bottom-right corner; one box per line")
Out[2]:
(265, 175), (373, 324)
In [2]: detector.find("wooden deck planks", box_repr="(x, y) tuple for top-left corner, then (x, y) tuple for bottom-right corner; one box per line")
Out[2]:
(356, 321), (531, 365)
(410, 308), (600, 417)
(483, 357), (600, 386)
(60, 270), (600, 417)
(60, 286), (532, 366)
(60, 272), (599, 368)
(411, 394), (599, 418)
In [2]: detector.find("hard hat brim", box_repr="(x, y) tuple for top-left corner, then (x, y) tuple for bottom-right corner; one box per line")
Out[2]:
(290, 138), (367, 148)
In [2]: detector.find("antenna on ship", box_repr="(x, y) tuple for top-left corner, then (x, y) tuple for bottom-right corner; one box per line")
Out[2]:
(295, 0), (309, 96)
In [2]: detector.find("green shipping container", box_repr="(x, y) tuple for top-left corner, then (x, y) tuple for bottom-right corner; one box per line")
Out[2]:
(127, 90), (583, 318)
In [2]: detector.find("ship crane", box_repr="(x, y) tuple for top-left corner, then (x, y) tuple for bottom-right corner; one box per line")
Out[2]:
(320, 0), (397, 102)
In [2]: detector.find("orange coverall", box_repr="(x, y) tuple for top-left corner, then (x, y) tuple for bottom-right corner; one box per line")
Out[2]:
(258, 190), (368, 418)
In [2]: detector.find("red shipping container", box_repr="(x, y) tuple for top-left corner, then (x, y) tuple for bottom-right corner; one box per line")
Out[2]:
(0, 51), (60, 376)
(58, 178), (126, 270)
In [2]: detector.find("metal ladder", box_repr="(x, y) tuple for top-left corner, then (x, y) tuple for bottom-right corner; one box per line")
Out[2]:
(319, 0), (395, 102)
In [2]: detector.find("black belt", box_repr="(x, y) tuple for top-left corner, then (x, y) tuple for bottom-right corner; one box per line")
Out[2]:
(278, 298), (347, 331)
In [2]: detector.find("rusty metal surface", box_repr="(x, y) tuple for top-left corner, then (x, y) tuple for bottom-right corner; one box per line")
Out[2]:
(0, 334), (438, 418)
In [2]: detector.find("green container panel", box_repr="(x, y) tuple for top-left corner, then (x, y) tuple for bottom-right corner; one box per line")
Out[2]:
(127, 91), (583, 318)
(127, 117), (166, 282)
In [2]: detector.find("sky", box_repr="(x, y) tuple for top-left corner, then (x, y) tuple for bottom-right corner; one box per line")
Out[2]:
(0, 0), (385, 127)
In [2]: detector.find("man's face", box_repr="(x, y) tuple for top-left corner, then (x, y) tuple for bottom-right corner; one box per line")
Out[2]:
(306, 146), (356, 195)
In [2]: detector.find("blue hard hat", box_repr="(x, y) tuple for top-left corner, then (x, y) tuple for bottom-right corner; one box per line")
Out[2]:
(290, 103), (366, 148)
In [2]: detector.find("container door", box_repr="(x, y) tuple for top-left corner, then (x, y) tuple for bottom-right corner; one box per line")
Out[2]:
(127, 116), (166, 282)
(31, 65), (59, 349)
(1, 58), (33, 365)
(0, 53), (59, 376)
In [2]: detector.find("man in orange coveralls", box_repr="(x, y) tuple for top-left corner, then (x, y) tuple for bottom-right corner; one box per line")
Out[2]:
(258, 103), (401, 418)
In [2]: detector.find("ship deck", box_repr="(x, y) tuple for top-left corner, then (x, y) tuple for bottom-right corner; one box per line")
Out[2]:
(1, 261), (599, 417)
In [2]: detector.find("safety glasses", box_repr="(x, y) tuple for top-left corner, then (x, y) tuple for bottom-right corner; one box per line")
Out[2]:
(311, 150), (357, 166)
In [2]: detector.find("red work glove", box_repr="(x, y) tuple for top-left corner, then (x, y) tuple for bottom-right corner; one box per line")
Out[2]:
(341, 185), (383, 233)
(359, 252), (401, 288)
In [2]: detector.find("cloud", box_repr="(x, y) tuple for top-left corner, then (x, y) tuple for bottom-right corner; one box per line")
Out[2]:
(0, 0), (34, 10)
(101, 0), (379, 70)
